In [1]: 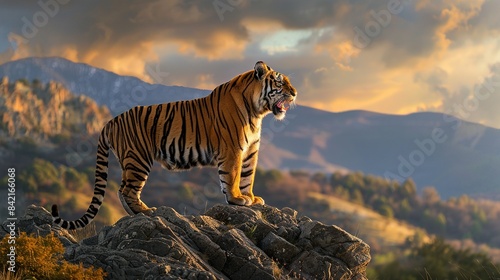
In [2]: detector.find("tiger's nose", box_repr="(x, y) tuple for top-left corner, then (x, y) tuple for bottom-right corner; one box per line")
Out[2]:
(290, 90), (297, 97)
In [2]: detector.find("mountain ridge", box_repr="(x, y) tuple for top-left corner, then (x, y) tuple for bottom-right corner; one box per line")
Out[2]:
(1, 57), (499, 199)
(0, 56), (210, 115)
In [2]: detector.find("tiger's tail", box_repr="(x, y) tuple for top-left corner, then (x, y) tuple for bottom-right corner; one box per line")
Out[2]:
(52, 125), (110, 230)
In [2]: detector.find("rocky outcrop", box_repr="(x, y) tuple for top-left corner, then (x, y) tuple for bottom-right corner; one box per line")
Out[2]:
(0, 77), (111, 141)
(2, 204), (371, 280)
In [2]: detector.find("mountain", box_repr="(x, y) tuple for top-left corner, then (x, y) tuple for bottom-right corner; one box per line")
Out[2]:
(0, 77), (111, 141)
(1, 57), (499, 199)
(0, 57), (209, 115)
(263, 107), (500, 198)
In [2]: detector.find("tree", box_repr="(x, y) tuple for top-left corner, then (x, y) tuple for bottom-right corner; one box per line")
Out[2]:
(17, 78), (30, 86)
(64, 195), (78, 209)
(47, 181), (65, 195)
(255, 169), (284, 196)
(329, 172), (344, 186)
(95, 204), (113, 225)
(32, 158), (59, 185)
(344, 172), (365, 189)
(375, 238), (500, 279)
(64, 167), (88, 191)
(17, 136), (38, 155)
(401, 179), (417, 195)
(399, 198), (412, 218)
(422, 186), (440, 205)
(264, 169), (283, 183)
(351, 189), (365, 205)
(17, 171), (38, 193)
(32, 79), (42, 88)
(378, 204), (394, 219)
(405, 230), (427, 248)
(311, 172), (328, 185)
(422, 210), (446, 234)
(289, 170), (310, 179)
(412, 238), (498, 279)
(333, 185), (350, 200)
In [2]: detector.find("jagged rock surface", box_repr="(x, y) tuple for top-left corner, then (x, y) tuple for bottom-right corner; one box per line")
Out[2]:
(0, 77), (111, 141)
(2, 204), (371, 280)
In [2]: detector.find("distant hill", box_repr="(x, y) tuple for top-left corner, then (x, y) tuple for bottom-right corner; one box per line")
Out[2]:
(0, 57), (209, 115)
(263, 106), (500, 198)
(0, 77), (110, 141)
(1, 57), (499, 198)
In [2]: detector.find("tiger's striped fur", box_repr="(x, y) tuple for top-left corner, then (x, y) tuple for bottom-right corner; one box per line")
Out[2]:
(52, 61), (297, 230)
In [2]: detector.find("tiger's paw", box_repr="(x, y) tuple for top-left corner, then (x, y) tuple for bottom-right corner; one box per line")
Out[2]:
(252, 196), (265, 205)
(139, 207), (157, 216)
(227, 195), (254, 206)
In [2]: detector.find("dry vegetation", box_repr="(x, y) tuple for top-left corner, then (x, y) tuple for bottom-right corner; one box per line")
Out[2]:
(0, 232), (105, 279)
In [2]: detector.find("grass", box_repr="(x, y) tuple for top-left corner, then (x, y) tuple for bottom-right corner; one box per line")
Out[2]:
(0, 268), (26, 280)
(244, 224), (259, 243)
(69, 221), (98, 242)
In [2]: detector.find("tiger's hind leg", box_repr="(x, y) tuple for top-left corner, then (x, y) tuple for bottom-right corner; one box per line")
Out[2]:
(118, 168), (156, 216)
(118, 188), (135, 215)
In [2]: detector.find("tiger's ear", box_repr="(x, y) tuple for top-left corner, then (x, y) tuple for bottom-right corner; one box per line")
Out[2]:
(254, 61), (271, 80)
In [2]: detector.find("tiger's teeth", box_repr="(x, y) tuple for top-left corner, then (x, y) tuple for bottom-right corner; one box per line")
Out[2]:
(281, 102), (289, 111)
(275, 100), (289, 112)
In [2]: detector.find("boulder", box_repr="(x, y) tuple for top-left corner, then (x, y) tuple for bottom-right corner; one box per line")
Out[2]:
(2, 204), (371, 279)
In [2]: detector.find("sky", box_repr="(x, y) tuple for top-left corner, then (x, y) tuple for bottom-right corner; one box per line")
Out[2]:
(1, 0), (500, 128)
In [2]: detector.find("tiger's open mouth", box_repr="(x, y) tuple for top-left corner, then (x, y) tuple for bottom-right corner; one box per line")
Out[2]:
(272, 98), (292, 115)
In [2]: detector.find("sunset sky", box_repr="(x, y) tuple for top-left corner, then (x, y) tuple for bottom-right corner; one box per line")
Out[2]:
(1, 0), (500, 128)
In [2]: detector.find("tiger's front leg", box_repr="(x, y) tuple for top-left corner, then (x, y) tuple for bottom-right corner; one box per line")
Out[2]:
(218, 152), (254, 206)
(239, 142), (265, 205)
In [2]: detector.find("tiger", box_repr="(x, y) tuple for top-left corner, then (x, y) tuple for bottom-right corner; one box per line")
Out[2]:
(51, 61), (297, 230)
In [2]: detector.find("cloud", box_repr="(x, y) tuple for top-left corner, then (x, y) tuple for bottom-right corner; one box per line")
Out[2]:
(414, 67), (450, 97)
(0, 1), (494, 74)
(1, 0), (500, 128)
(418, 62), (500, 128)
(0, 0), (253, 80)
(447, 64), (500, 127)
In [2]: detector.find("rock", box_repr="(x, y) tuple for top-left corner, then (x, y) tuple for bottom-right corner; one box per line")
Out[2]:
(1, 205), (77, 245)
(2, 204), (371, 279)
(290, 250), (352, 280)
(261, 232), (301, 264)
(218, 229), (275, 280)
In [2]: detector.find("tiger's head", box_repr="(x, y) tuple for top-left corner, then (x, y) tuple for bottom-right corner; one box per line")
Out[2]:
(253, 61), (297, 120)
